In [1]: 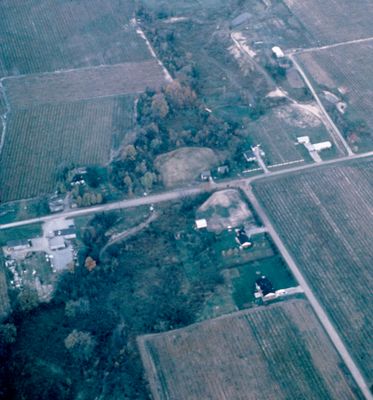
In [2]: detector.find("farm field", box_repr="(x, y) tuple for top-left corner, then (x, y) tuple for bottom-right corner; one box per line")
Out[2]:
(0, 0), (150, 77)
(283, 0), (373, 45)
(0, 95), (134, 201)
(139, 299), (362, 400)
(253, 159), (373, 383)
(4, 61), (166, 109)
(296, 41), (373, 152)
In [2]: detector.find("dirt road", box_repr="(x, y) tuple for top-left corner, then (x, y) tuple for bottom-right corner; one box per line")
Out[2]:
(289, 54), (353, 157)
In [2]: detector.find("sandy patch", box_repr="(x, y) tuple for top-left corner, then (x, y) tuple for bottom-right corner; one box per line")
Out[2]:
(197, 189), (252, 232)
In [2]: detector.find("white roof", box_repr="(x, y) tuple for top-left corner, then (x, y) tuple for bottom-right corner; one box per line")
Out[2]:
(195, 219), (208, 229)
(313, 141), (332, 151)
(272, 46), (284, 58)
(297, 136), (310, 144)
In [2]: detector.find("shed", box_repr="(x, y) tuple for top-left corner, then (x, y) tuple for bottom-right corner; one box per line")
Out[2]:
(195, 219), (208, 230)
(297, 136), (310, 144)
(217, 165), (229, 175)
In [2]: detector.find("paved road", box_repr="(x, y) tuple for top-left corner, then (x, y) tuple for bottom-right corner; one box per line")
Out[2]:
(242, 185), (373, 400)
(1, 150), (372, 231)
(289, 54), (354, 157)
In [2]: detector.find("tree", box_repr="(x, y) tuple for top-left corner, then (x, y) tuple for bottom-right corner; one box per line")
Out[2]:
(64, 330), (95, 362)
(0, 323), (17, 344)
(84, 256), (97, 272)
(65, 298), (90, 318)
(123, 175), (133, 195)
(17, 287), (39, 312)
(151, 93), (169, 119)
(120, 144), (137, 161)
(141, 172), (157, 192)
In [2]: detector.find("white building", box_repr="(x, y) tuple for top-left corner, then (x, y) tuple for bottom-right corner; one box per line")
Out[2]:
(195, 219), (208, 229)
(272, 46), (285, 58)
(313, 141), (332, 151)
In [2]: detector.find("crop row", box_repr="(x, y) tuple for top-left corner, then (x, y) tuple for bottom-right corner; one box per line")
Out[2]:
(0, 95), (134, 201)
(253, 162), (373, 382)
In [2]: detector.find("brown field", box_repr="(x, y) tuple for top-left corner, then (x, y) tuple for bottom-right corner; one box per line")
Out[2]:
(139, 299), (362, 400)
(4, 61), (166, 109)
(155, 147), (219, 187)
(284, 0), (373, 45)
(197, 189), (252, 232)
(253, 159), (373, 383)
(297, 41), (373, 151)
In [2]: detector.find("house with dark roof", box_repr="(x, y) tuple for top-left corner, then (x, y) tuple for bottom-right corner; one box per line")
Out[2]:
(235, 228), (252, 249)
(255, 276), (275, 297)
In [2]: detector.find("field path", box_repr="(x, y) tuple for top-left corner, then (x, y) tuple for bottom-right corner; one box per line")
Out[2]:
(289, 54), (353, 157)
(242, 185), (373, 400)
(99, 211), (158, 259)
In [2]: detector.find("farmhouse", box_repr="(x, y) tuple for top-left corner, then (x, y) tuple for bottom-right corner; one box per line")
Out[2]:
(272, 46), (285, 58)
(255, 275), (275, 297)
(235, 228), (252, 249)
(6, 239), (32, 252)
(200, 171), (211, 181)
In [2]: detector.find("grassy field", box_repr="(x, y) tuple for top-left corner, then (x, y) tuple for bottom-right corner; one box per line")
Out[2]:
(0, 223), (42, 247)
(0, 0), (150, 76)
(253, 159), (373, 383)
(0, 95), (134, 201)
(4, 61), (166, 109)
(139, 299), (362, 400)
(297, 42), (373, 152)
(284, 0), (373, 45)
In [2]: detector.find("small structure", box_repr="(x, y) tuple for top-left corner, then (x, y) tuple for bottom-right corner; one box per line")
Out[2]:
(272, 46), (285, 58)
(195, 219), (208, 230)
(297, 136), (310, 145)
(235, 228), (252, 249)
(231, 12), (251, 27)
(255, 275), (275, 297)
(53, 227), (76, 240)
(313, 141), (332, 151)
(217, 165), (229, 175)
(200, 171), (211, 181)
(6, 239), (31, 252)
(243, 150), (257, 163)
(48, 197), (64, 213)
(49, 236), (66, 251)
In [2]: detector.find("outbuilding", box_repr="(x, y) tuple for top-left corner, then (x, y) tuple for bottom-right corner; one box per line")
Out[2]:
(49, 236), (66, 251)
(195, 219), (208, 230)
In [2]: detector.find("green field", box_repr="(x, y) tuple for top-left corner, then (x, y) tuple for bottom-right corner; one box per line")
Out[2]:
(0, 223), (42, 247)
(139, 299), (362, 400)
(0, 0), (150, 76)
(0, 95), (134, 201)
(253, 159), (373, 383)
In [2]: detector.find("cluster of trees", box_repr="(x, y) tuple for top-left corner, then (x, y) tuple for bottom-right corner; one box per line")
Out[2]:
(0, 198), (226, 399)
